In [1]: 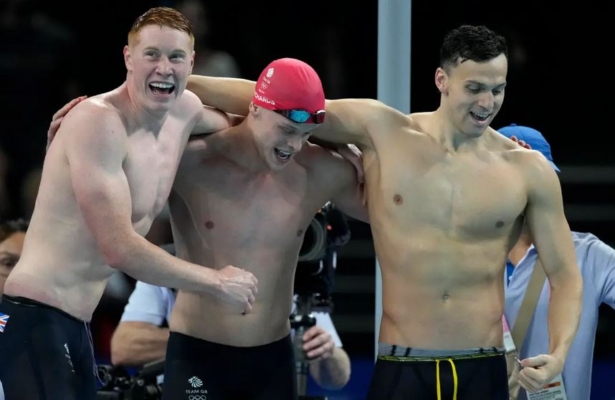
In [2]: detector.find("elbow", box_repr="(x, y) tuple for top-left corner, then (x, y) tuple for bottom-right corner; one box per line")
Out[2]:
(100, 232), (138, 270)
(550, 266), (583, 294)
(102, 244), (128, 270)
(325, 372), (351, 390)
(314, 370), (351, 391)
(311, 348), (352, 390)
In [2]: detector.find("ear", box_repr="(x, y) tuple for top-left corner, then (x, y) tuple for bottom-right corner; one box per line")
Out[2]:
(190, 50), (195, 70)
(435, 67), (448, 95)
(123, 45), (132, 72)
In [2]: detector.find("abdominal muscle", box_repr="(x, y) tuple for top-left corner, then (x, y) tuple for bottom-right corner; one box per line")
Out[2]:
(375, 233), (506, 350)
(170, 247), (299, 347)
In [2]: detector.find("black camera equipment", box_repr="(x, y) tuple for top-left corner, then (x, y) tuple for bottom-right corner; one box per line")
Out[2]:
(96, 359), (165, 400)
(295, 202), (350, 299)
(292, 203), (351, 400)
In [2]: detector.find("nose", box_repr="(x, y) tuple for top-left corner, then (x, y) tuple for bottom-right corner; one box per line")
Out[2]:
(287, 134), (307, 152)
(476, 91), (495, 110)
(155, 56), (173, 76)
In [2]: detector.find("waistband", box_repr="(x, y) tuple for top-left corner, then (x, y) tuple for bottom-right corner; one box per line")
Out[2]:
(1, 294), (87, 324)
(378, 342), (505, 362)
(170, 331), (292, 351)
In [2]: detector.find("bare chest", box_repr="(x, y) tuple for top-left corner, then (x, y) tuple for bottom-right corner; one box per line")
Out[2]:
(124, 126), (189, 224)
(173, 158), (320, 248)
(373, 147), (527, 239)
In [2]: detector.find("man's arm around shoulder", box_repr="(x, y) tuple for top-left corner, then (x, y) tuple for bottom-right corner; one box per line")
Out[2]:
(186, 75), (254, 117)
(186, 75), (409, 150)
(182, 90), (236, 136)
(522, 151), (582, 375)
(312, 98), (409, 150)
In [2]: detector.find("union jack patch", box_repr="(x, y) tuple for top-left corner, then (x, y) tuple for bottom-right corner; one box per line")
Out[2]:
(0, 312), (10, 332)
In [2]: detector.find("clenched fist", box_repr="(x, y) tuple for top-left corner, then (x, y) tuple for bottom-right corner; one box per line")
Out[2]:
(518, 354), (563, 393)
(216, 265), (258, 314)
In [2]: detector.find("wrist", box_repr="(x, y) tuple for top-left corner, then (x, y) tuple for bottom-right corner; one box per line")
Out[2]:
(549, 351), (566, 367)
(201, 268), (224, 295)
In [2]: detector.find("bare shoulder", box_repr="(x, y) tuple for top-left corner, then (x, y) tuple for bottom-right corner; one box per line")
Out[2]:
(57, 98), (127, 156)
(407, 112), (434, 134)
(60, 98), (125, 139)
(360, 98), (412, 130)
(174, 89), (205, 116)
(489, 130), (558, 187)
(296, 142), (343, 165)
(405, 111), (449, 141)
(486, 128), (540, 162)
(295, 143), (354, 179)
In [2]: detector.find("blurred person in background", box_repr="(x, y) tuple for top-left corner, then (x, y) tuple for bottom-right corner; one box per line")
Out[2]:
(0, 219), (28, 295)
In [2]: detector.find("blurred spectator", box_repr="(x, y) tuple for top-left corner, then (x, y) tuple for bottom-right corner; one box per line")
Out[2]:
(0, 219), (29, 295)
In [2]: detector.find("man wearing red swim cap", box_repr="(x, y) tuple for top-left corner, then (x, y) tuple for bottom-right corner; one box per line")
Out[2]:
(159, 58), (362, 399)
(48, 57), (363, 399)
(187, 25), (582, 400)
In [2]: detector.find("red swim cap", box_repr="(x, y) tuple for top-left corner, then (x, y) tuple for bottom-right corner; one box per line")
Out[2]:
(253, 58), (325, 114)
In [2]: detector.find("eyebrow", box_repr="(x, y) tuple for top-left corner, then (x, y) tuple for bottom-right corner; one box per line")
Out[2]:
(466, 80), (507, 88)
(143, 47), (187, 55)
(0, 251), (17, 258)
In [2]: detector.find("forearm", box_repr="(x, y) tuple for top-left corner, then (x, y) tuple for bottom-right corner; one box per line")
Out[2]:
(547, 269), (583, 360)
(187, 75), (255, 116)
(309, 347), (351, 390)
(111, 325), (169, 367)
(112, 234), (221, 294)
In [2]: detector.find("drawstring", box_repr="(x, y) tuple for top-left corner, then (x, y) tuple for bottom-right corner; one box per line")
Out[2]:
(84, 322), (104, 385)
(436, 358), (458, 400)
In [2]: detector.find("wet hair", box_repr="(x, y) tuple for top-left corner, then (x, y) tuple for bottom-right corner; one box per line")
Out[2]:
(128, 7), (194, 48)
(439, 25), (508, 71)
(0, 219), (29, 244)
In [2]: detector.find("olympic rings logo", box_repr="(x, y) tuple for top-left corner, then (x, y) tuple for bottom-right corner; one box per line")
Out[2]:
(188, 396), (207, 400)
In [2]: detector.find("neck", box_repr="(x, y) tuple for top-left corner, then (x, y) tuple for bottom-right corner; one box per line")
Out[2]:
(508, 231), (533, 266)
(431, 107), (482, 153)
(224, 121), (271, 174)
(123, 79), (168, 133)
